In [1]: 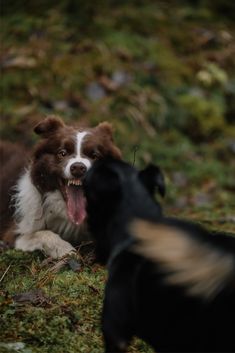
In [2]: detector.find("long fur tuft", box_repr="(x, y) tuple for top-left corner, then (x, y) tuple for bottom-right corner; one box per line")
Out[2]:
(130, 220), (234, 299)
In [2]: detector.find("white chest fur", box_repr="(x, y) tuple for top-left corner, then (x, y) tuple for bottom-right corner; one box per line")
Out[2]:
(14, 170), (87, 245)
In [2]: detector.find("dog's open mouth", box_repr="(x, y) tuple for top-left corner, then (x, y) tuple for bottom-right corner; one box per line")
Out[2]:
(62, 179), (87, 225)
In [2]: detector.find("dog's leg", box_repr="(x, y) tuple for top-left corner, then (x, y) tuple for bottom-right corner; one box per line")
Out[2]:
(102, 281), (134, 353)
(103, 310), (132, 353)
(15, 230), (76, 259)
(104, 338), (127, 353)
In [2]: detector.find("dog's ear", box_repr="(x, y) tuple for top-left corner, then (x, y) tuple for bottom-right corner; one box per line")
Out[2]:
(139, 164), (165, 197)
(34, 116), (65, 138)
(96, 122), (122, 160)
(96, 122), (114, 139)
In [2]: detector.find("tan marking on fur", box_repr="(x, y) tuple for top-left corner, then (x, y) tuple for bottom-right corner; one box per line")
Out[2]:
(130, 220), (234, 299)
(1, 224), (17, 247)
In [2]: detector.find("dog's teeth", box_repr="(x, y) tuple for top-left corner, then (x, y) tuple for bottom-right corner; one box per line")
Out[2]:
(67, 179), (82, 186)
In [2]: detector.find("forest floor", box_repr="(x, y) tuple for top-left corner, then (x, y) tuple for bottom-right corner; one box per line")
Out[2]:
(0, 1), (235, 352)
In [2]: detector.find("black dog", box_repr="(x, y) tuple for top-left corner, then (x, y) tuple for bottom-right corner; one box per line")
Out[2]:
(84, 158), (235, 352)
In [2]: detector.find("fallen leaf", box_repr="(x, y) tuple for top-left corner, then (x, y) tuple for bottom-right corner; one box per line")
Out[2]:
(13, 289), (50, 306)
(1, 56), (37, 69)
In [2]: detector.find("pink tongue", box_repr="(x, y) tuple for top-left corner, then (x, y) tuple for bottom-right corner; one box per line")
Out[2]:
(66, 185), (87, 225)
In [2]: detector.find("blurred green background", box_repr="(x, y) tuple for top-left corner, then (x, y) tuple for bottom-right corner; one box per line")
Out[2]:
(0, 1), (235, 352)
(1, 0), (235, 221)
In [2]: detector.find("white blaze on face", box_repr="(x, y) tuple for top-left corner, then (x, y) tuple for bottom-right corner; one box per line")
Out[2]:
(64, 131), (91, 179)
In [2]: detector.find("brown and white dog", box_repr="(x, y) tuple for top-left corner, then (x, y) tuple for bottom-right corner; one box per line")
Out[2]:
(0, 116), (121, 258)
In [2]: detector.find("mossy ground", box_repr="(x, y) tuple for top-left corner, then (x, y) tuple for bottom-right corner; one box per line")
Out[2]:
(0, 250), (153, 353)
(0, 1), (235, 352)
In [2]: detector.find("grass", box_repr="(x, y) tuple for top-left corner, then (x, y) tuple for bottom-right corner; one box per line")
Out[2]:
(0, 251), (153, 352)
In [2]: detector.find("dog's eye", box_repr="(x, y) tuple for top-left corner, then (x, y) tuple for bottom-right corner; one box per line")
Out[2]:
(57, 149), (67, 157)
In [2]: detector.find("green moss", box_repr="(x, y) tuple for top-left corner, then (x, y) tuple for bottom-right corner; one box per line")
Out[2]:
(177, 93), (226, 138)
(0, 250), (154, 352)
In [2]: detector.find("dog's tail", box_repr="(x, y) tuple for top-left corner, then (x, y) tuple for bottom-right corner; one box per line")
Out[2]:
(130, 219), (235, 299)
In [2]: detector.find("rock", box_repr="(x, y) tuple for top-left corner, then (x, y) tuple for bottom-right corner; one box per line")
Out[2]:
(1, 56), (37, 69)
(54, 100), (69, 112)
(86, 82), (106, 101)
(111, 70), (132, 86)
(192, 192), (211, 207)
(172, 172), (188, 187)
(174, 196), (188, 209)
(228, 140), (235, 154)
(0, 342), (33, 352)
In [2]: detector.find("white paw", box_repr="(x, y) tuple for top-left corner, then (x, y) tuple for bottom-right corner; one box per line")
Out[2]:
(44, 238), (76, 259)
(15, 230), (76, 259)
(15, 234), (43, 252)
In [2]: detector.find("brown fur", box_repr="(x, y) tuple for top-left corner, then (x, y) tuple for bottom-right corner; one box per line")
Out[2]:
(0, 116), (121, 254)
(0, 141), (29, 245)
(31, 117), (121, 195)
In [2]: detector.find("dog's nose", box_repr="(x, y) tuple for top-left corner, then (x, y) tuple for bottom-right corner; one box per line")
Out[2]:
(70, 162), (87, 178)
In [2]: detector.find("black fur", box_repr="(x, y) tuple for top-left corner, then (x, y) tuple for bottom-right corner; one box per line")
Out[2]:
(84, 158), (235, 352)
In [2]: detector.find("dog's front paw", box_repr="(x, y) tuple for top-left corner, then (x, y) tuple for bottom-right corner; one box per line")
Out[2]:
(15, 230), (76, 259)
(45, 238), (76, 259)
(38, 230), (76, 259)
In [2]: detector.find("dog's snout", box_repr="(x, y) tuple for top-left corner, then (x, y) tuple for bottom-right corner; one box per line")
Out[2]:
(70, 162), (87, 178)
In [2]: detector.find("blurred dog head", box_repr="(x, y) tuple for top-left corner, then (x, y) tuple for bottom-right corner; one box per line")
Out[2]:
(84, 158), (165, 263)
(84, 158), (165, 207)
